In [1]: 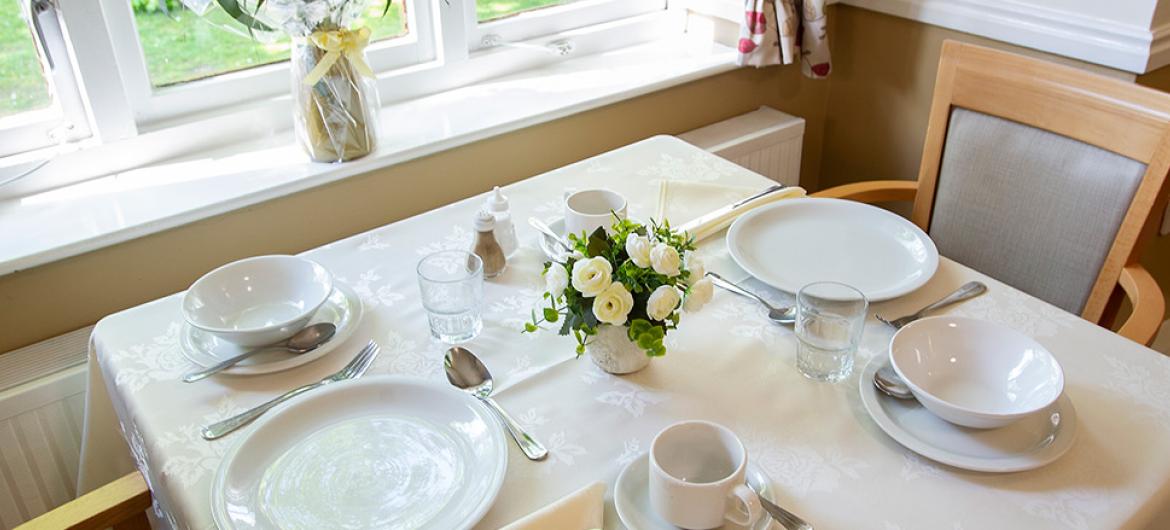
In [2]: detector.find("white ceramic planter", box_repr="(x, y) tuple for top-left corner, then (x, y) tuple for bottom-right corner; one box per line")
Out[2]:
(586, 325), (651, 375)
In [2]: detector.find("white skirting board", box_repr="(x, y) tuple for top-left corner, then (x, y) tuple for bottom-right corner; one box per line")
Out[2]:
(678, 106), (805, 187)
(0, 327), (91, 529)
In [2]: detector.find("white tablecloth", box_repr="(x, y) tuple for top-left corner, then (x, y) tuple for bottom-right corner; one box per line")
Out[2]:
(81, 136), (1170, 529)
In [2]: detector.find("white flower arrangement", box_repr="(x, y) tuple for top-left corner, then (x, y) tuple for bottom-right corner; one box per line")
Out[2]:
(524, 218), (713, 357)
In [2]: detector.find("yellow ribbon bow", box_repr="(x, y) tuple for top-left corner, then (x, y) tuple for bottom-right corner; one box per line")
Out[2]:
(301, 27), (374, 86)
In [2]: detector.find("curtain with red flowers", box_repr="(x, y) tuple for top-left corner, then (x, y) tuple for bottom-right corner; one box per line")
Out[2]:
(736, 0), (831, 79)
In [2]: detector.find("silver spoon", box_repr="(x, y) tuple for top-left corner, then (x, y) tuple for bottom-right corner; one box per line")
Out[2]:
(748, 481), (813, 530)
(873, 363), (915, 400)
(444, 347), (549, 461)
(706, 272), (796, 325)
(182, 323), (336, 383)
(528, 217), (574, 253)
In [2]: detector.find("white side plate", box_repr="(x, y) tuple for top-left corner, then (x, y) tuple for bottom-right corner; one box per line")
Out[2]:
(858, 357), (1077, 473)
(180, 284), (362, 375)
(726, 198), (938, 301)
(212, 376), (507, 530)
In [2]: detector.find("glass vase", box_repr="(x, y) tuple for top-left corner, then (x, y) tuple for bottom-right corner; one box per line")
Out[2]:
(290, 39), (378, 163)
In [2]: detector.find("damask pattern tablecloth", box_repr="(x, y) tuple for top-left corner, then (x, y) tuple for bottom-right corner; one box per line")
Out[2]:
(81, 136), (1170, 529)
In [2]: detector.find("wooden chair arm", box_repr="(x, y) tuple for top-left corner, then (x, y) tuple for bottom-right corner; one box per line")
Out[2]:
(1117, 264), (1165, 346)
(19, 471), (151, 530)
(811, 180), (918, 203)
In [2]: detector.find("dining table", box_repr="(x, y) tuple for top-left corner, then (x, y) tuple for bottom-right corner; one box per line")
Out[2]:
(79, 135), (1170, 529)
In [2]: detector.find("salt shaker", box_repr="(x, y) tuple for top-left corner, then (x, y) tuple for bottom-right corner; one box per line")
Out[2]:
(486, 186), (519, 257)
(472, 210), (507, 278)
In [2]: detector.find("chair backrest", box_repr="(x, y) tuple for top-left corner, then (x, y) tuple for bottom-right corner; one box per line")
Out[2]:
(911, 41), (1170, 321)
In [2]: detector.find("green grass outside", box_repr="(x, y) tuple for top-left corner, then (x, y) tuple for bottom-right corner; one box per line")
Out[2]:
(0, 0), (574, 119)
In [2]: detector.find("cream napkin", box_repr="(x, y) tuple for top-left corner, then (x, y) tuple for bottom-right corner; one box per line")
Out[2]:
(656, 180), (807, 242)
(499, 481), (605, 530)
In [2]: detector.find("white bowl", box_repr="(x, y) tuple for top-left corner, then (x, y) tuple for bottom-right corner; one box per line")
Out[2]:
(889, 316), (1064, 429)
(182, 255), (333, 347)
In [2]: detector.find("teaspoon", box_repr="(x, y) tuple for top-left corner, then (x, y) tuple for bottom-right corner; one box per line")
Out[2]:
(873, 363), (915, 400)
(182, 323), (336, 383)
(444, 346), (549, 461)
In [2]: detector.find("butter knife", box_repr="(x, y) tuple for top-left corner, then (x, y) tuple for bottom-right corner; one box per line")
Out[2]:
(678, 184), (788, 238)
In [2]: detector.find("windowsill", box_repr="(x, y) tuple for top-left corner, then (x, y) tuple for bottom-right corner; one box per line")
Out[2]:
(0, 37), (736, 276)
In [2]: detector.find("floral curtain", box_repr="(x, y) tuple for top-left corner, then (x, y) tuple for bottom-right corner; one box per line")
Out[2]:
(736, 0), (831, 79)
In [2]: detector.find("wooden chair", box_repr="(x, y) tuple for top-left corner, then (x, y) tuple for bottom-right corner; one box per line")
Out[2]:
(17, 472), (151, 530)
(812, 40), (1170, 345)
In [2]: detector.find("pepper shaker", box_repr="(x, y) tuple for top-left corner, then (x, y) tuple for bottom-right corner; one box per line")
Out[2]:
(472, 210), (507, 278)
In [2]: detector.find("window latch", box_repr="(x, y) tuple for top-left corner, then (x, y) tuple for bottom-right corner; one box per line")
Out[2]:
(481, 34), (574, 56)
(29, 0), (58, 71)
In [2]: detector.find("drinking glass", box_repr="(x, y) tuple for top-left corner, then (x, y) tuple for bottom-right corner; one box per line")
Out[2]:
(417, 250), (484, 343)
(795, 281), (868, 382)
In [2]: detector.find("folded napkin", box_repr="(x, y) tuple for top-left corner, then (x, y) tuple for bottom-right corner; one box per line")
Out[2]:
(656, 180), (807, 242)
(500, 481), (605, 530)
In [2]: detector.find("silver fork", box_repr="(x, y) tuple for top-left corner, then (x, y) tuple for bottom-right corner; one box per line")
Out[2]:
(201, 340), (380, 440)
(876, 281), (988, 329)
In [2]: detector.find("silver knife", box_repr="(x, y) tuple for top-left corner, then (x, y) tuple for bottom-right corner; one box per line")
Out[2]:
(678, 184), (787, 235)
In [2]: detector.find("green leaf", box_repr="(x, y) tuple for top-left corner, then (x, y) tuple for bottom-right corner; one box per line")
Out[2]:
(543, 307), (560, 323)
(524, 323), (538, 333)
(215, 0), (274, 33)
(382, 0), (393, 17)
(586, 226), (610, 258)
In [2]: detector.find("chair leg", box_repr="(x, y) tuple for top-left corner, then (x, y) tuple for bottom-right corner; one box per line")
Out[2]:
(112, 511), (151, 530)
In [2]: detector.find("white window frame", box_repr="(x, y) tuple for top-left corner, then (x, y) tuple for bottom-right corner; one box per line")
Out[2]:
(0, 0), (684, 197)
(98, 0), (437, 126)
(0, 0), (91, 158)
(467, 0), (664, 51)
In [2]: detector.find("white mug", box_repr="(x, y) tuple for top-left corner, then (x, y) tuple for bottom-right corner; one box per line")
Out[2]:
(649, 420), (763, 529)
(564, 188), (627, 239)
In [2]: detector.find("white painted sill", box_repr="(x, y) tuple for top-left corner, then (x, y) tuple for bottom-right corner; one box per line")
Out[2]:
(0, 37), (737, 277)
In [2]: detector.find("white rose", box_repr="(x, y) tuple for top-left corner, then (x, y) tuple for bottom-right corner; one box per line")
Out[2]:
(592, 282), (635, 325)
(650, 243), (681, 277)
(684, 278), (714, 312)
(625, 234), (652, 268)
(646, 285), (681, 321)
(684, 253), (706, 285)
(571, 257), (613, 297)
(544, 264), (569, 297)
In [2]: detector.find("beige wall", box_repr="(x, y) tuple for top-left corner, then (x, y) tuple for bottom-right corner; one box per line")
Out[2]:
(0, 65), (830, 353)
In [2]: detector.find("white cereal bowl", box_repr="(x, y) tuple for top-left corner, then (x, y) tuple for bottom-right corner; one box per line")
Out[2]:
(182, 255), (333, 347)
(889, 316), (1064, 429)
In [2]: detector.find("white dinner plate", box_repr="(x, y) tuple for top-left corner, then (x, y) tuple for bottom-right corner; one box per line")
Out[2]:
(180, 284), (362, 375)
(858, 357), (1077, 473)
(614, 452), (778, 530)
(726, 198), (938, 301)
(211, 376), (507, 530)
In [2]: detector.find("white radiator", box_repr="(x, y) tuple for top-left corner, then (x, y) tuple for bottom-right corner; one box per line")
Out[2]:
(679, 106), (805, 186)
(0, 327), (91, 529)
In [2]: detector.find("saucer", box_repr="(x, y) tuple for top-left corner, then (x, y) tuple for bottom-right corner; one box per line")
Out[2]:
(858, 356), (1077, 472)
(180, 284), (362, 376)
(614, 452), (778, 530)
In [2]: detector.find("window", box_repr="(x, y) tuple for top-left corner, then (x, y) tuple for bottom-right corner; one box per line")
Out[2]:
(0, 0), (89, 157)
(130, 0), (409, 87)
(1, 0), (52, 117)
(0, 0), (674, 185)
(477, 0), (581, 22)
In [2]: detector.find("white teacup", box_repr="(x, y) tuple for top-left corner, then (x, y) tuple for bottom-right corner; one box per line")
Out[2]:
(649, 420), (763, 529)
(564, 188), (627, 239)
